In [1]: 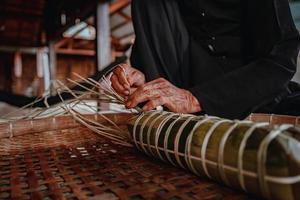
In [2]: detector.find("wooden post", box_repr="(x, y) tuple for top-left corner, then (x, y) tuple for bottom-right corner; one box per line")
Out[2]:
(49, 42), (57, 95)
(95, 2), (111, 111)
(95, 2), (111, 71)
(13, 51), (23, 94)
(37, 48), (51, 95)
(36, 48), (44, 78)
(14, 51), (22, 78)
(44, 50), (51, 96)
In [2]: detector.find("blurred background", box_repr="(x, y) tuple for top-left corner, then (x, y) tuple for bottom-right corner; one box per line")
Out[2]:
(0, 0), (299, 99)
(0, 0), (134, 98)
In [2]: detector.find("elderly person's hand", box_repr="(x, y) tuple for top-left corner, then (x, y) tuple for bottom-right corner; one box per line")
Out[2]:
(110, 63), (145, 96)
(126, 78), (202, 113)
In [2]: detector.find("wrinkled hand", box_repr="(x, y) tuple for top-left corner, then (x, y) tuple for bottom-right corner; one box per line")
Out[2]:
(110, 63), (145, 96)
(126, 78), (202, 113)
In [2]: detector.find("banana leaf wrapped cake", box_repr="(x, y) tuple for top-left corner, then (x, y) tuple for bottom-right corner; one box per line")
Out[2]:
(127, 111), (300, 200)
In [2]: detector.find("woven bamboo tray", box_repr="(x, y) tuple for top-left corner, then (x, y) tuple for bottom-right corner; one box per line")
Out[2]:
(0, 114), (259, 200)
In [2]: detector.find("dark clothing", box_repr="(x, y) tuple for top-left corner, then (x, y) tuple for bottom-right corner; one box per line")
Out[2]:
(130, 0), (300, 119)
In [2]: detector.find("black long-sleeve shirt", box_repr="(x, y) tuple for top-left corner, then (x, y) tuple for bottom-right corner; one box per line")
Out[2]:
(130, 0), (300, 119)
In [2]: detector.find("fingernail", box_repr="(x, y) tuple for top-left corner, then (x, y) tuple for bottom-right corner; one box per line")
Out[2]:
(124, 90), (129, 95)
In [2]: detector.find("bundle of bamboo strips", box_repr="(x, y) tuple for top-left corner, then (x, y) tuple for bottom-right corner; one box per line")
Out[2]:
(0, 73), (138, 146)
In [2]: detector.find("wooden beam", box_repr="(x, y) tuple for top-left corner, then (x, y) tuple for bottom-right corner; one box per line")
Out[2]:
(56, 48), (95, 56)
(110, 11), (132, 32)
(119, 32), (134, 40)
(72, 39), (92, 49)
(110, 0), (131, 15)
(0, 45), (41, 54)
(111, 20), (130, 32)
(117, 11), (131, 21)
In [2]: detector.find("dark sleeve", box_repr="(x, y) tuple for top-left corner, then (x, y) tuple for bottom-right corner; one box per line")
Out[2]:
(189, 0), (300, 120)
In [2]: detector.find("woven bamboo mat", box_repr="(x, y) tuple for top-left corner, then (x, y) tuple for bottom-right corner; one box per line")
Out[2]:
(0, 126), (254, 200)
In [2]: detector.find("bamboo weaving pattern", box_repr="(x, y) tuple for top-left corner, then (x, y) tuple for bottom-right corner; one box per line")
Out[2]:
(0, 120), (252, 200)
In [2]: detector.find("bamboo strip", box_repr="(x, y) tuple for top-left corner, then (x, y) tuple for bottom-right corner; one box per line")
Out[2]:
(0, 113), (134, 139)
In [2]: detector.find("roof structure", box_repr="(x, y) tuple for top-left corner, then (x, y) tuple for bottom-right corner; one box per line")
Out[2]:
(0, 0), (134, 49)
